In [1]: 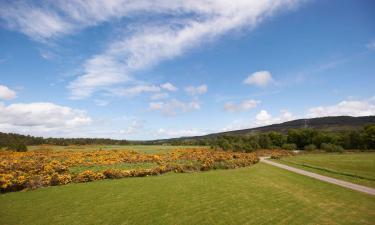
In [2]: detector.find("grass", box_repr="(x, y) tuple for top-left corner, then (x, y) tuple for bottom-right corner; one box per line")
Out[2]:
(1, 163), (374, 225)
(27, 145), (208, 154)
(274, 152), (375, 188)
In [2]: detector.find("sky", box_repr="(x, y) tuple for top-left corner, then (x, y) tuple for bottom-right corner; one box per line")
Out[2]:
(0, 0), (374, 140)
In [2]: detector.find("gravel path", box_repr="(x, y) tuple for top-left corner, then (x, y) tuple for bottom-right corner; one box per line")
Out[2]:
(260, 157), (375, 196)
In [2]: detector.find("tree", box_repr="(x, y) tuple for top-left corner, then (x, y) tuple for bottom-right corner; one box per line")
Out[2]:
(267, 132), (287, 147)
(363, 125), (375, 149)
(258, 134), (272, 149)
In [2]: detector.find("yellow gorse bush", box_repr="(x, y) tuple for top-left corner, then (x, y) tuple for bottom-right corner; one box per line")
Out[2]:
(0, 148), (259, 193)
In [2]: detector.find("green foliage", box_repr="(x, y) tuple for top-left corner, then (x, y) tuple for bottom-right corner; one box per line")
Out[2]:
(363, 124), (375, 149)
(287, 129), (317, 149)
(211, 125), (375, 152)
(7, 141), (27, 152)
(321, 143), (344, 153)
(0, 132), (129, 148)
(258, 133), (272, 149)
(282, 143), (297, 150)
(267, 131), (287, 147)
(304, 144), (317, 151)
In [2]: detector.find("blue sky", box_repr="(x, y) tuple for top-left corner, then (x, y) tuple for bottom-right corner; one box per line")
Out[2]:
(0, 0), (374, 139)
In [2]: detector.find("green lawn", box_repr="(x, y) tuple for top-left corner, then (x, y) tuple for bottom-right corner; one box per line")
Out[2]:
(1, 163), (374, 225)
(274, 152), (375, 188)
(28, 145), (208, 154)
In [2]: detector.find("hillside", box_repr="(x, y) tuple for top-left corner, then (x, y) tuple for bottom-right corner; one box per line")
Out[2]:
(152, 116), (375, 143)
(207, 116), (375, 137)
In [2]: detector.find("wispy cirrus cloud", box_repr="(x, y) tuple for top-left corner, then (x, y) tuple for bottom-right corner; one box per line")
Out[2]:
(0, 0), (304, 99)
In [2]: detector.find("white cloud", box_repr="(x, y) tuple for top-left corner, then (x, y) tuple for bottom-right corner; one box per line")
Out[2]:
(160, 82), (177, 91)
(119, 119), (145, 135)
(0, 85), (16, 100)
(224, 99), (259, 112)
(12, 0), (300, 98)
(244, 71), (274, 87)
(367, 40), (375, 50)
(0, 102), (92, 133)
(185, 84), (208, 96)
(307, 98), (375, 117)
(68, 55), (129, 99)
(149, 99), (200, 116)
(222, 109), (294, 131)
(255, 109), (294, 126)
(109, 84), (161, 97)
(156, 128), (206, 138)
(94, 99), (109, 106)
(150, 93), (169, 100)
(221, 119), (252, 132)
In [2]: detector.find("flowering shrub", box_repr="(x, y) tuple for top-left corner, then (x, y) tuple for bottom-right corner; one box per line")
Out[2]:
(0, 148), (258, 192)
(255, 149), (295, 158)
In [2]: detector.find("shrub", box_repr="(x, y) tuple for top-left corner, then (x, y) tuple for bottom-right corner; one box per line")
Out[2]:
(103, 169), (130, 179)
(304, 144), (317, 151)
(282, 143), (297, 150)
(50, 173), (72, 186)
(7, 142), (27, 152)
(74, 170), (105, 183)
(321, 143), (344, 153)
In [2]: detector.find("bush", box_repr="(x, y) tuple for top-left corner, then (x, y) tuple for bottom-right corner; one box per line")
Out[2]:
(321, 143), (344, 153)
(7, 142), (27, 152)
(304, 144), (317, 151)
(74, 170), (105, 183)
(282, 143), (297, 150)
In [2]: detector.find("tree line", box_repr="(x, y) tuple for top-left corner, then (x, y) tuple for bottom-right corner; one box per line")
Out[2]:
(1, 124), (374, 152)
(0, 132), (129, 151)
(210, 125), (375, 152)
(160, 125), (375, 152)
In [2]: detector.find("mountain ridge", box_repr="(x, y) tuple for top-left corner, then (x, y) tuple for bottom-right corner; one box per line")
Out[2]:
(151, 115), (375, 142)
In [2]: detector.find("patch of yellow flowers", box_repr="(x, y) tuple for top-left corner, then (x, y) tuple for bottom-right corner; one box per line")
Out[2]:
(0, 148), (259, 192)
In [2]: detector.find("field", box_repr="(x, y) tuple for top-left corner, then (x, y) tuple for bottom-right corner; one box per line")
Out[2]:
(0, 163), (374, 225)
(274, 153), (375, 188)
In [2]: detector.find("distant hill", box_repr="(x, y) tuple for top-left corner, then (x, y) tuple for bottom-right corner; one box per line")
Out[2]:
(205, 116), (375, 137)
(151, 116), (375, 143)
(1, 116), (374, 145)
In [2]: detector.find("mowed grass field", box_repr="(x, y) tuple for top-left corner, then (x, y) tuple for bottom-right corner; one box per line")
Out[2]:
(275, 152), (375, 188)
(1, 163), (374, 225)
(27, 145), (208, 154)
